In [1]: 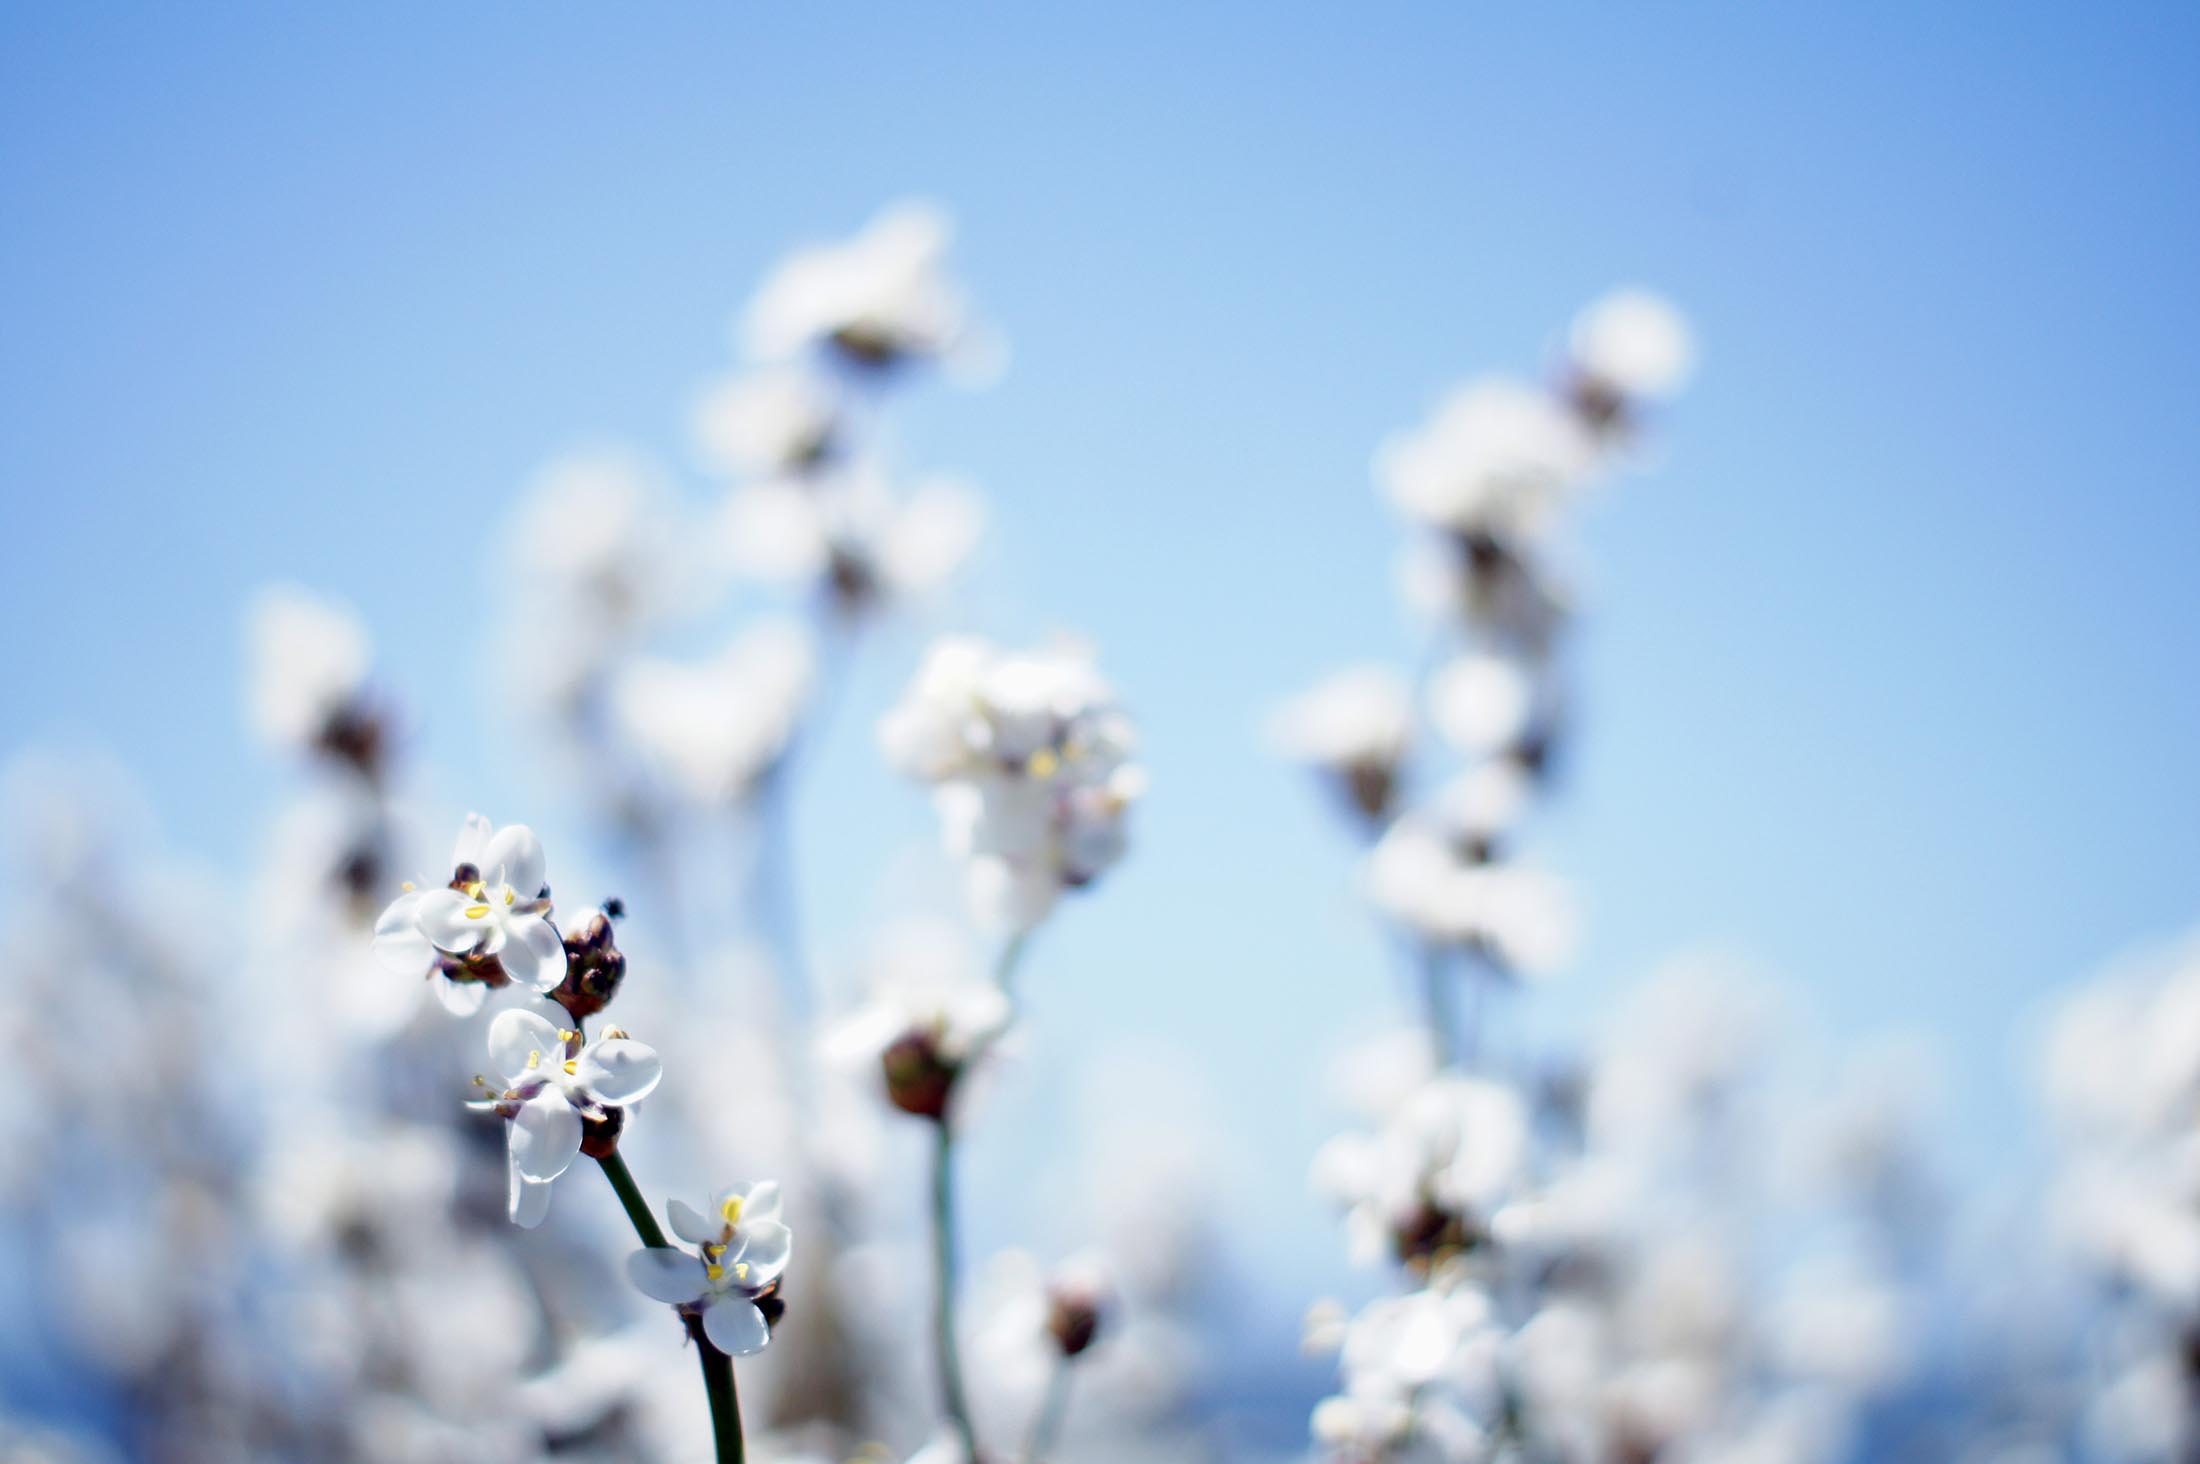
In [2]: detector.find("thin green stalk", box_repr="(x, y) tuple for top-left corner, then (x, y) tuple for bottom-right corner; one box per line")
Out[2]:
(597, 1151), (746, 1464)
(1020, 1356), (1074, 1464)
(1418, 940), (1458, 1068)
(930, 1120), (982, 1462)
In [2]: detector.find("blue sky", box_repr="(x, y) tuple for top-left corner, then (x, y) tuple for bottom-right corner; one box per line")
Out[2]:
(4, 0), (2198, 1365)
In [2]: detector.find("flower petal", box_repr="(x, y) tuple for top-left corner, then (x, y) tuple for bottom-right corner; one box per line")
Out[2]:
(574, 1038), (663, 1106)
(508, 1152), (553, 1229)
(702, 1295), (772, 1356)
(434, 975), (489, 1017)
(668, 1199), (719, 1246)
(509, 1090), (581, 1183)
(416, 886), (492, 954)
(730, 1220), (791, 1287)
(452, 812), (492, 872)
(733, 1179), (782, 1225)
(499, 914), (568, 993)
(371, 892), (433, 974)
(480, 822), (548, 898)
(487, 1008), (565, 1083)
(627, 1247), (710, 1305)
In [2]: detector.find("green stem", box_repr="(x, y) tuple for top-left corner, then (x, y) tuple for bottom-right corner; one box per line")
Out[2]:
(1021, 1356), (1074, 1464)
(597, 1151), (746, 1464)
(930, 1120), (982, 1462)
(1418, 940), (1457, 1068)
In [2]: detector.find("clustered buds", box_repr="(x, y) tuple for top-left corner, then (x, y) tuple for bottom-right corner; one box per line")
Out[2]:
(552, 903), (628, 1021)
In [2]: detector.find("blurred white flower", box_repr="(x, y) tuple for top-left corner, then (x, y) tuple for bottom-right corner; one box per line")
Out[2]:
(1376, 378), (1596, 542)
(745, 200), (970, 369)
(1365, 817), (1575, 973)
(722, 469), (985, 613)
(468, 1007), (663, 1227)
(372, 815), (568, 1010)
(1427, 651), (1537, 758)
(692, 367), (838, 479)
(881, 636), (1143, 931)
(828, 923), (1011, 1115)
(610, 620), (816, 807)
(247, 585), (372, 753)
(1570, 289), (1695, 404)
(628, 1179), (792, 1356)
(1315, 1074), (1532, 1268)
(1269, 665), (1414, 825)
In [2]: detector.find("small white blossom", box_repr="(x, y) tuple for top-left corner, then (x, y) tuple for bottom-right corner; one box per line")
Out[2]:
(744, 200), (970, 368)
(721, 469), (985, 612)
(627, 1180), (792, 1356)
(1427, 652), (1537, 758)
(1570, 289), (1695, 404)
(246, 585), (372, 753)
(372, 815), (570, 1014)
(1376, 378), (1596, 543)
(1365, 817), (1575, 973)
(610, 621), (816, 807)
(1314, 1074), (1532, 1268)
(469, 1008), (663, 1228)
(691, 367), (838, 479)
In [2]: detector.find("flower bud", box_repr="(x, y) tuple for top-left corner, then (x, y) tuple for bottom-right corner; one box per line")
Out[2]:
(1045, 1263), (1110, 1358)
(579, 1105), (626, 1160)
(553, 907), (628, 1021)
(881, 1030), (960, 1120)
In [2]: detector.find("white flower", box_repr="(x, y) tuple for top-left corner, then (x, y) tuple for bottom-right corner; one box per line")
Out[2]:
(372, 815), (569, 1013)
(1570, 289), (1694, 403)
(1376, 378), (1596, 541)
(1427, 652), (1537, 757)
(246, 585), (371, 752)
(1270, 665), (1414, 773)
(826, 924), (1011, 1072)
(1365, 817), (1575, 973)
(691, 367), (837, 479)
(610, 621), (816, 807)
(626, 1180), (792, 1356)
(744, 200), (969, 368)
(469, 1008), (663, 1228)
(1314, 1075), (1532, 1267)
(881, 637), (1143, 930)
(720, 469), (985, 611)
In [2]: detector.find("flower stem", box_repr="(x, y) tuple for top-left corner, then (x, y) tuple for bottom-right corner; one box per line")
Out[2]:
(930, 1120), (983, 1462)
(1418, 940), (1458, 1069)
(597, 1151), (746, 1464)
(1020, 1356), (1074, 1464)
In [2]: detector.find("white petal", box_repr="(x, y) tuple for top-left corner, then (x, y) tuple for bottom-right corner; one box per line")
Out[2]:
(371, 891), (434, 974)
(668, 1199), (720, 1246)
(500, 914), (568, 992)
(480, 822), (547, 897)
(452, 812), (492, 871)
(574, 1038), (663, 1106)
(731, 1220), (792, 1287)
(733, 1179), (782, 1225)
(434, 975), (489, 1017)
(508, 1153), (553, 1229)
(627, 1247), (710, 1305)
(509, 1090), (582, 1184)
(487, 1009), (565, 1083)
(416, 886), (493, 954)
(702, 1295), (771, 1356)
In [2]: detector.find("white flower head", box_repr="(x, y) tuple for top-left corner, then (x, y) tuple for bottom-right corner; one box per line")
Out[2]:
(246, 585), (372, 754)
(1365, 818), (1575, 974)
(610, 621), (816, 807)
(744, 200), (970, 369)
(1376, 377), (1597, 542)
(627, 1179), (791, 1355)
(1569, 288), (1695, 404)
(1315, 1074), (1532, 1268)
(721, 469), (985, 613)
(691, 367), (838, 479)
(881, 637), (1142, 931)
(470, 1007), (663, 1228)
(1427, 652), (1538, 758)
(371, 814), (569, 1014)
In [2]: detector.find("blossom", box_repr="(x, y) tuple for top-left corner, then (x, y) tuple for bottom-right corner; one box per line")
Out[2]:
(609, 620), (816, 807)
(1365, 813), (1574, 973)
(372, 815), (569, 1014)
(1269, 666), (1414, 825)
(880, 637), (1143, 931)
(720, 469), (985, 614)
(1569, 289), (1695, 405)
(246, 585), (373, 756)
(1314, 1074), (1532, 1270)
(1376, 378), (1596, 543)
(1426, 652), (1539, 759)
(626, 1180), (791, 1355)
(744, 200), (969, 369)
(469, 1008), (663, 1228)
(827, 923), (1011, 1117)
(691, 367), (838, 479)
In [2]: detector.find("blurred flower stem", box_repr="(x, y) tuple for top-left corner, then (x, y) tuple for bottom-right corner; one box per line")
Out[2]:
(931, 930), (1036, 1462)
(1020, 1356), (1074, 1464)
(599, 1149), (747, 1464)
(1417, 940), (1458, 1068)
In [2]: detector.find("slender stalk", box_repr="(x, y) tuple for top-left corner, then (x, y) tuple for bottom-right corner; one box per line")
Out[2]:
(597, 1151), (746, 1464)
(1021, 1356), (1075, 1464)
(930, 1121), (982, 1462)
(1418, 940), (1457, 1069)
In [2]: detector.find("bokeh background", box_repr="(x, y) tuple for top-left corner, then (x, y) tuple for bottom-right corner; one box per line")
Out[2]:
(4, 4), (2199, 1460)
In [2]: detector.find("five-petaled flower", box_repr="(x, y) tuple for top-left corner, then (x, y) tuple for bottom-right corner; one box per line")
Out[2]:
(373, 814), (569, 1014)
(626, 1181), (793, 1356)
(469, 1008), (664, 1228)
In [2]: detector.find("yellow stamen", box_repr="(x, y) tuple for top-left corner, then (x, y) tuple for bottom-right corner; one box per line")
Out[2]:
(400, 880), (417, 892)
(505, 887), (517, 906)
(734, 1262), (750, 1283)
(526, 1050), (541, 1070)
(720, 1195), (745, 1227)
(705, 1262), (725, 1282)
(563, 1059), (578, 1075)
(465, 880), (485, 898)
(1027, 747), (1060, 779)
(464, 903), (491, 919)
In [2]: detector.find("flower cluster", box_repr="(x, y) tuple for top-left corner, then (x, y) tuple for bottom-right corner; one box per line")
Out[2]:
(881, 636), (1145, 932)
